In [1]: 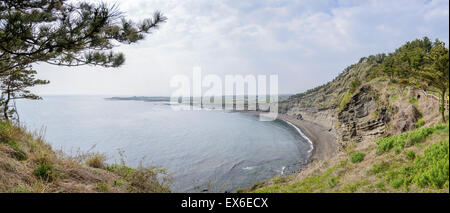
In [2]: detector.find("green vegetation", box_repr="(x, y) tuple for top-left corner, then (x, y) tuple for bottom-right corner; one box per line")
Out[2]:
(252, 165), (341, 193)
(379, 37), (449, 122)
(249, 123), (449, 193)
(0, 1), (170, 193)
(85, 153), (107, 169)
(286, 37), (448, 123)
(350, 152), (366, 163)
(1, 121), (171, 192)
(391, 94), (399, 101)
(0, 68), (49, 121)
(349, 78), (361, 93)
(385, 140), (449, 189)
(416, 118), (425, 128)
(405, 150), (416, 160)
(412, 140), (449, 188)
(376, 123), (448, 154)
(106, 164), (171, 193)
(96, 182), (110, 192)
(409, 97), (418, 105)
(33, 163), (57, 182)
(0, 0), (166, 120)
(340, 91), (352, 109)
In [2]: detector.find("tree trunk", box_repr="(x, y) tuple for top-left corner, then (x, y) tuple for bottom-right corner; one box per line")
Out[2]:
(440, 90), (446, 123)
(3, 87), (10, 121)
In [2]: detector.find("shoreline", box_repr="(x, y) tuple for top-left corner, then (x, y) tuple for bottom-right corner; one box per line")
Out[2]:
(276, 114), (337, 161)
(280, 119), (314, 154)
(236, 110), (337, 161)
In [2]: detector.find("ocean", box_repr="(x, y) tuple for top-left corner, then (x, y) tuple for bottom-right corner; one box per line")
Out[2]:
(16, 96), (311, 192)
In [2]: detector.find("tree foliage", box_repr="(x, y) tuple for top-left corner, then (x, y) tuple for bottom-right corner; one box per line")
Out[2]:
(379, 37), (449, 121)
(0, 0), (166, 72)
(0, 0), (166, 121)
(0, 66), (49, 120)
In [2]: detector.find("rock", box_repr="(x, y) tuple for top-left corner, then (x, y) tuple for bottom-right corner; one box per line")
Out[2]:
(337, 85), (387, 142)
(392, 105), (421, 133)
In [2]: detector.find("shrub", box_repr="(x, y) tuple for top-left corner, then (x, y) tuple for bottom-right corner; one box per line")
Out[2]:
(375, 182), (385, 190)
(327, 177), (338, 188)
(96, 182), (110, 192)
(391, 95), (399, 101)
(106, 164), (171, 193)
(415, 118), (425, 128)
(340, 91), (352, 109)
(6, 141), (28, 161)
(376, 123), (448, 154)
(405, 150), (416, 160)
(85, 153), (107, 169)
(33, 163), (57, 182)
(384, 140), (449, 190)
(349, 78), (361, 93)
(409, 97), (418, 105)
(350, 152), (365, 163)
(368, 161), (390, 175)
(412, 140), (449, 189)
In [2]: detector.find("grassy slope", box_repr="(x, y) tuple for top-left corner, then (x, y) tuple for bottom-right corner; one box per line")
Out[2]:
(257, 54), (449, 193)
(249, 122), (448, 193)
(0, 121), (171, 193)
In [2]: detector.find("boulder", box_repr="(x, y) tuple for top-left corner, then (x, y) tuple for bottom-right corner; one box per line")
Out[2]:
(393, 105), (421, 133)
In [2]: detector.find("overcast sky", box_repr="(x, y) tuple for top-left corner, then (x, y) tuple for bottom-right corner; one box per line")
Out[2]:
(32, 0), (449, 96)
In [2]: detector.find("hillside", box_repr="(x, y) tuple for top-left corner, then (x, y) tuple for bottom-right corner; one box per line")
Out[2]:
(248, 38), (449, 193)
(0, 121), (171, 193)
(249, 123), (448, 192)
(280, 56), (445, 147)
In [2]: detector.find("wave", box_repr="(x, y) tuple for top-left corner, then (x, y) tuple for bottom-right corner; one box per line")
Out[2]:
(281, 120), (314, 154)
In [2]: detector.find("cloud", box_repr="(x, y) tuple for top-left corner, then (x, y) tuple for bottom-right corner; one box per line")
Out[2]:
(33, 0), (449, 95)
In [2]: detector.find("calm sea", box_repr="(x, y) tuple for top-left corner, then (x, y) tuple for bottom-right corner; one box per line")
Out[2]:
(16, 96), (311, 192)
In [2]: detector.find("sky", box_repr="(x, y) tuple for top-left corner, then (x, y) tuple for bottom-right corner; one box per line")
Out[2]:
(32, 0), (449, 96)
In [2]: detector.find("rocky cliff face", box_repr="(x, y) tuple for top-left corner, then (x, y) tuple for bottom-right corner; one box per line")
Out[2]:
(337, 85), (388, 143)
(279, 60), (438, 148)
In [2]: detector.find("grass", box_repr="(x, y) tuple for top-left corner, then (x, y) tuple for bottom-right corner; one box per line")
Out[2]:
(412, 140), (449, 188)
(1, 120), (172, 193)
(409, 97), (418, 105)
(391, 94), (399, 101)
(350, 152), (365, 163)
(384, 140), (449, 190)
(340, 91), (352, 109)
(106, 164), (171, 193)
(85, 153), (107, 169)
(405, 150), (416, 160)
(33, 163), (57, 182)
(367, 161), (390, 175)
(251, 165), (342, 193)
(416, 118), (425, 128)
(96, 182), (110, 192)
(376, 123), (448, 154)
(249, 123), (449, 193)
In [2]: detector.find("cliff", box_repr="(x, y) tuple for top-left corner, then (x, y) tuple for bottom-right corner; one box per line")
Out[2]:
(248, 48), (449, 193)
(279, 57), (445, 151)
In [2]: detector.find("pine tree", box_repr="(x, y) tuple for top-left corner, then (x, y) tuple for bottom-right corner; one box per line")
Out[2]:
(0, 0), (166, 120)
(0, 66), (49, 120)
(419, 40), (449, 122)
(0, 0), (166, 73)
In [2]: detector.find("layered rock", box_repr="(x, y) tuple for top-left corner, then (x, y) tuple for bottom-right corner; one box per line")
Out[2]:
(337, 85), (387, 143)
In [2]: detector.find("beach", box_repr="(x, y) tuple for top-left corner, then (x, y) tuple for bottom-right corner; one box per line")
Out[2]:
(239, 110), (338, 161)
(277, 114), (337, 161)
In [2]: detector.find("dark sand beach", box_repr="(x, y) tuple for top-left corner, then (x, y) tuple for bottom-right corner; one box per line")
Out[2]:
(277, 114), (337, 161)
